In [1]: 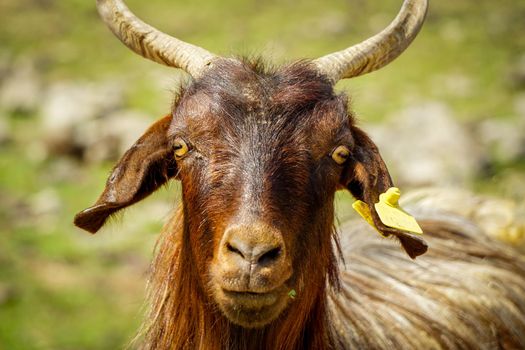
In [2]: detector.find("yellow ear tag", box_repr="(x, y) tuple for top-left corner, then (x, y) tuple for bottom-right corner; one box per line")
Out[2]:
(375, 187), (423, 234)
(352, 187), (423, 235)
(352, 200), (387, 237)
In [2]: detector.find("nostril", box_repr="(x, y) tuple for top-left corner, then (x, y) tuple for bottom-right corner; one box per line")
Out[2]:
(226, 242), (245, 259)
(257, 247), (282, 265)
(223, 228), (284, 265)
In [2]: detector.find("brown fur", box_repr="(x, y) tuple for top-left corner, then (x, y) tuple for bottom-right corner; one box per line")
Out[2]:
(138, 206), (525, 349)
(141, 207), (336, 350)
(74, 59), (525, 349)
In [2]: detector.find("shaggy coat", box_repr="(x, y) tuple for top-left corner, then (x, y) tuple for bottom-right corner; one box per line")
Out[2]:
(143, 208), (525, 350)
(75, 60), (525, 350)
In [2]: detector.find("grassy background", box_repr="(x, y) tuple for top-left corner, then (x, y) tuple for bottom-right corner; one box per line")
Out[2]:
(1, 0), (524, 349)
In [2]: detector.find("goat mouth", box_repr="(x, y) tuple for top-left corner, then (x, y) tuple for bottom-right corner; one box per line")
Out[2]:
(221, 289), (279, 306)
(215, 285), (291, 328)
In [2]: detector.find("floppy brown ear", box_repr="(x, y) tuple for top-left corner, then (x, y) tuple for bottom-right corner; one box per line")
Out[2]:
(74, 115), (177, 234)
(342, 125), (428, 259)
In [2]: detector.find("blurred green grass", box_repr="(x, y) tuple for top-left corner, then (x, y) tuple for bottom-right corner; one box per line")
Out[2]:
(1, 0), (524, 349)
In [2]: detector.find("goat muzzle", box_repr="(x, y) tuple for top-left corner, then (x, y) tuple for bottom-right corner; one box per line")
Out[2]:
(210, 222), (293, 327)
(215, 222), (292, 294)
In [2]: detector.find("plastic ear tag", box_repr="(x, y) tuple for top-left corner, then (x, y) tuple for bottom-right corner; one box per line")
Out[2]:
(352, 187), (423, 235)
(375, 187), (423, 234)
(352, 200), (387, 237)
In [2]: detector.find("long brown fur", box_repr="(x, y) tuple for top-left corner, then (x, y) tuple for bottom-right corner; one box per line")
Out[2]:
(141, 205), (337, 350)
(75, 59), (525, 349)
(140, 206), (525, 350)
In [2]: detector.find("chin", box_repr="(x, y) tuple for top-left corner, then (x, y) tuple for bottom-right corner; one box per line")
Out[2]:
(213, 285), (291, 328)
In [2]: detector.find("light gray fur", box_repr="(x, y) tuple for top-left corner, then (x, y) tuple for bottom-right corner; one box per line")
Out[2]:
(329, 207), (525, 349)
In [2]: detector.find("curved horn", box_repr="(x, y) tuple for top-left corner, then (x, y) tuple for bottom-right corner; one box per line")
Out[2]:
(96, 0), (217, 77)
(313, 0), (428, 82)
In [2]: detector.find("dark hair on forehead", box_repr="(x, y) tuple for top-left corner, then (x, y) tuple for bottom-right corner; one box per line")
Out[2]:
(188, 58), (339, 117)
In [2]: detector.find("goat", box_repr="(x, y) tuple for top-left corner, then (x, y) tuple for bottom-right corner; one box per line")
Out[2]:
(74, 0), (525, 349)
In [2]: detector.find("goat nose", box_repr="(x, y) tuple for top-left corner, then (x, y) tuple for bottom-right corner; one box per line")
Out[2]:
(226, 236), (282, 265)
(218, 223), (292, 293)
(222, 223), (285, 267)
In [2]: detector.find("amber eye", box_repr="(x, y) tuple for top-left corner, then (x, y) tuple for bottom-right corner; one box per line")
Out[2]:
(173, 138), (189, 158)
(331, 145), (350, 165)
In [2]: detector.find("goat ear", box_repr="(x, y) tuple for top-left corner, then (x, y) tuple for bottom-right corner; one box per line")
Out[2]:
(74, 115), (177, 234)
(341, 125), (428, 259)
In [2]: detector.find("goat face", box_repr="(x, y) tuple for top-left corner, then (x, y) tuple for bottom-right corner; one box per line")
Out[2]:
(74, 58), (427, 328)
(76, 0), (429, 331)
(175, 60), (345, 327)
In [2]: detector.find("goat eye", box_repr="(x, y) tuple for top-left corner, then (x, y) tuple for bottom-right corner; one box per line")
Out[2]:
(331, 145), (350, 165)
(173, 138), (189, 158)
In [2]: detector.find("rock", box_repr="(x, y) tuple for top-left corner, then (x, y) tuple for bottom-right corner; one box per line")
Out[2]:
(0, 58), (42, 114)
(40, 80), (125, 158)
(38, 80), (153, 163)
(475, 118), (525, 164)
(77, 109), (151, 163)
(41, 80), (124, 130)
(367, 102), (482, 187)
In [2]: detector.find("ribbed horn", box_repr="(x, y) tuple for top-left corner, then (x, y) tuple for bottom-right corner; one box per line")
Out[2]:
(313, 0), (428, 82)
(96, 0), (218, 77)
